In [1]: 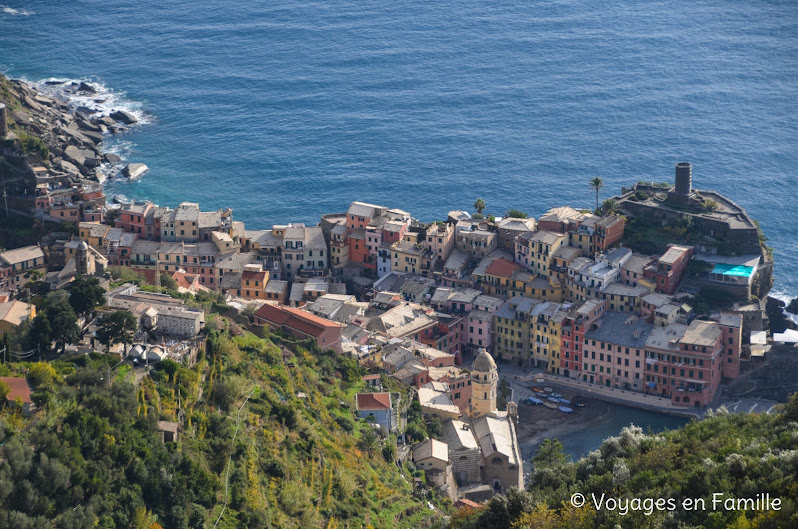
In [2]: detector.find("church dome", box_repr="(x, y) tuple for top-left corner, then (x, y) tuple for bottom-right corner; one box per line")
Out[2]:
(473, 349), (497, 372)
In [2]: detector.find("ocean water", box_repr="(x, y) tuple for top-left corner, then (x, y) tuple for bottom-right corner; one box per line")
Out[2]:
(0, 0), (796, 297)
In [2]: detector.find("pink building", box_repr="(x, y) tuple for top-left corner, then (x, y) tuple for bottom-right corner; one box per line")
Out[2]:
(464, 294), (504, 354)
(581, 311), (653, 390)
(719, 313), (743, 379)
(560, 299), (606, 379)
(644, 320), (724, 407)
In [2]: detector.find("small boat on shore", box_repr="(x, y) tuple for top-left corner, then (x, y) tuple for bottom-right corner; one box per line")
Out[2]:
(558, 406), (574, 413)
(547, 396), (560, 403)
(574, 402), (586, 408)
(551, 393), (562, 398)
(543, 387), (554, 392)
(528, 397), (543, 405)
(531, 388), (545, 394)
(543, 401), (557, 409)
(558, 398), (571, 405)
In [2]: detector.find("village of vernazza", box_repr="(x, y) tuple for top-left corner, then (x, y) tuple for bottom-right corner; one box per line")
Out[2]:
(0, 2), (796, 529)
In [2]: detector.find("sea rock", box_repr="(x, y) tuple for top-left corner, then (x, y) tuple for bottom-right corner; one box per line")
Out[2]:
(77, 82), (97, 94)
(23, 95), (44, 112)
(98, 116), (117, 128)
(45, 80), (65, 86)
(59, 159), (80, 175)
(81, 130), (104, 144)
(75, 106), (95, 117)
(103, 153), (122, 164)
(110, 110), (138, 124)
(78, 118), (101, 133)
(123, 163), (149, 179)
(10, 110), (32, 126)
(64, 145), (86, 166)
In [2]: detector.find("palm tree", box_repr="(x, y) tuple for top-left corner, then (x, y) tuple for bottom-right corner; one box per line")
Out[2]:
(600, 198), (618, 215)
(589, 177), (604, 212)
(473, 198), (486, 215)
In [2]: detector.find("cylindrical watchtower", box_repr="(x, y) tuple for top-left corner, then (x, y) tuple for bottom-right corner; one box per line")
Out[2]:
(675, 162), (692, 197)
(0, 103), (8, 139)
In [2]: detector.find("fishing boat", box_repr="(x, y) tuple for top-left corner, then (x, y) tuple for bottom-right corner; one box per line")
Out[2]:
(558, 406), (574, 413)
(543, 401), (557, 409)
(531, 388), (545, 394)
(551, 392), (562, 398)
(543, 387), (554, 392)
(547, 396), (560, 403)
(558, 398), (571, 405)
(528, 397), (543, 405)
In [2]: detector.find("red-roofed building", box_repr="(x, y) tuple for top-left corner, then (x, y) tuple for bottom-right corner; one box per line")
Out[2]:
(254, 303), (343, 352)
(454, 499), (484, 510)
(355, 392), (395, 431)
(1, 376), (33, 415)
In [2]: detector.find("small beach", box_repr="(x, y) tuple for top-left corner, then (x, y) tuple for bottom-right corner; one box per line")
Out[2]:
(516, 390), (689, 462)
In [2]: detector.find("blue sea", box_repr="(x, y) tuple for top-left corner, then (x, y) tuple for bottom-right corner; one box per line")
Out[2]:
(0, 0), (796, 298)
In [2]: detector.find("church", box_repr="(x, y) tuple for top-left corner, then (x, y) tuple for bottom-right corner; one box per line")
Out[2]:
(416, 348), (524, 501)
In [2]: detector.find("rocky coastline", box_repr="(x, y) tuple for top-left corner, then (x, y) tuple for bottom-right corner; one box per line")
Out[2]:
(1, 75), (142, 184)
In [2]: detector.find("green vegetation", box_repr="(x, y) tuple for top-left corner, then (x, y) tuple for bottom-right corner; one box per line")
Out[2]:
(622, 216), (700, 255)
(95, 310), (137, 353)
(109, 266), (146, 287)
(15, 129), (49, 159)
(448, 398), (798, 528)
(0, 318), (441, 528)
(67, 275), (107, 316)
(505, 209), (528, 219)
(0, 214), (62, 250)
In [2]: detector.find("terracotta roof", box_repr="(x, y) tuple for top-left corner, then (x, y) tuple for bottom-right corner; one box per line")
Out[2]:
(357, 392), (391, 410)
(485, 258), (521, 278)
(255, 304), (342, 339)
(362, 374), (381, 381)
(0, 377), (32, 404)
(455, 499), (483, 509)
(254, 303), (292, 325)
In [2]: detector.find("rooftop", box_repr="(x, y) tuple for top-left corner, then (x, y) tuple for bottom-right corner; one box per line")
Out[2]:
(356, 392), (392, 411)
(586, 311), (654, 348)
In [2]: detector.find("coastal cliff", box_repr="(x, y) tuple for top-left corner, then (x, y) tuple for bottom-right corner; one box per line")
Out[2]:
(0, 73), (133, 183)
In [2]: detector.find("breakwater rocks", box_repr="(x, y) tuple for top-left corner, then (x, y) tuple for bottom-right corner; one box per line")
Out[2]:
(1, 77), (143, 182)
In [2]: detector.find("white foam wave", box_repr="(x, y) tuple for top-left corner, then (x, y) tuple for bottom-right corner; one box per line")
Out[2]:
(770, 289), (798, 325)
(1, 5), (33, 15)
(32, 77), (152, 126)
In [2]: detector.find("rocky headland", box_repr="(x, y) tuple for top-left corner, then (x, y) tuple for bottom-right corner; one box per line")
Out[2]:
(0, 74), (141, 184)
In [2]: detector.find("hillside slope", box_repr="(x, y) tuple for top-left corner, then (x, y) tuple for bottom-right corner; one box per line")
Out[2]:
(0, 316), (442, 529)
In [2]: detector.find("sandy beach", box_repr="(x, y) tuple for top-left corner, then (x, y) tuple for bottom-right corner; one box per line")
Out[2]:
(516, 391), (610, 462)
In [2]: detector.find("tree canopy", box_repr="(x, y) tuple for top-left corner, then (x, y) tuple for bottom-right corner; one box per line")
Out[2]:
(96, 310), (137, 353)
(68, 275), (106, 316)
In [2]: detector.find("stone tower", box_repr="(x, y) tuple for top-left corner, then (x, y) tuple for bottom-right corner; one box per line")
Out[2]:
(76, 241), (90, 275)
(674, 162), (692, 198)
(470, 348), (498, 419)
(0, 103), (8, 140)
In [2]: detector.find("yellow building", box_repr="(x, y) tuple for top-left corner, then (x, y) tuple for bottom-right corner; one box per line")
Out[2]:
(524, 276), (565, 303)
(526, 230), (566, 279)
(79, 222), (110, 249)
(391, 231), (427, 275)
(0, 301), (35, 333)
